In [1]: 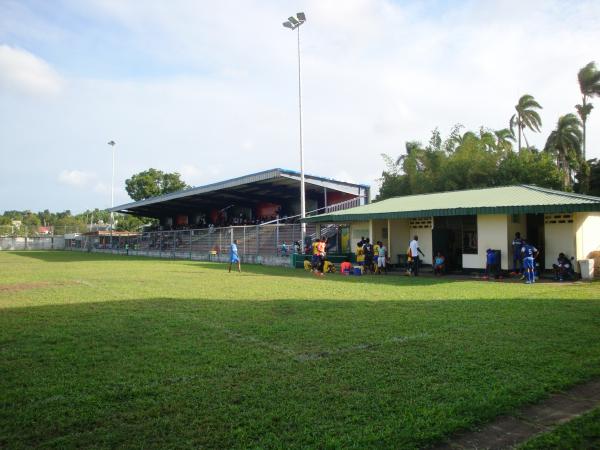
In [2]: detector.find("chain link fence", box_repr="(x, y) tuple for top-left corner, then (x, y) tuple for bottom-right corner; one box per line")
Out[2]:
(67, 223), (315, 258)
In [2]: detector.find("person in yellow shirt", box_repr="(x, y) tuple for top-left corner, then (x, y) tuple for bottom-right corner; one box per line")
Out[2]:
(323, 259), (336, 273)
(373, 242), (380, 273)
(356, 242), (365, 265)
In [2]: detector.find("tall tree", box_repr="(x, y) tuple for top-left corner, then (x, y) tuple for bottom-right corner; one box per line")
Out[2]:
(544, 113), (583, 189)
(576, 61), (600, 161)
(510, 94), (543, 150)
(125, 169), (190, 201)
(494, 128), (515, 153)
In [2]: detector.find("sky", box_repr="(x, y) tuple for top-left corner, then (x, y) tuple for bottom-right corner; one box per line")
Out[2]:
(1, 0), (599, 213)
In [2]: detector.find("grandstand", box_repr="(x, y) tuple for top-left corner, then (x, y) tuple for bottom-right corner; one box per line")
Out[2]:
(111, 168), (369, 227)
(97, 168), (370, 260)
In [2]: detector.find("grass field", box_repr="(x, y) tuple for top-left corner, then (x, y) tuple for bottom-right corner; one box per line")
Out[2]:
(1, 251), (599, 449)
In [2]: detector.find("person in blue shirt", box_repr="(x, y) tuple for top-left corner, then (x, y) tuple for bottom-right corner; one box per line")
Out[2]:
(484, 249), (498, 279)
(510, 232), (524, 275)
(520, 239), (538, 284)
(228, 239), (241, 273)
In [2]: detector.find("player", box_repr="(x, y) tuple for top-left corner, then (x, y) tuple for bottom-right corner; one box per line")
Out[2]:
(510, 232), (524, 275)
(521, 239), (538, 284)
(228, 239), (241, 273)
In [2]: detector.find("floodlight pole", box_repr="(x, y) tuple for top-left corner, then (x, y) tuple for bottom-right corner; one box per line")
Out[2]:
(108, 140), (116, 251)
(296, 22), (306, 251)
(283, 13), (307, 251)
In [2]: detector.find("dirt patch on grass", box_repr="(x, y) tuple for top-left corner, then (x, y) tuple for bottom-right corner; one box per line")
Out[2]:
(0, 281), (78, 293)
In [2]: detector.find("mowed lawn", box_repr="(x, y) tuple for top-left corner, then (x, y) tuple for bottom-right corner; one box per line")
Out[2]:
(1, 251), (599, 449)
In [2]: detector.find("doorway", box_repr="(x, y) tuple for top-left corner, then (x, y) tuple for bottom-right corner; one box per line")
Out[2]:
(433, 216), (464, 271)
(526, 213), (545, 270)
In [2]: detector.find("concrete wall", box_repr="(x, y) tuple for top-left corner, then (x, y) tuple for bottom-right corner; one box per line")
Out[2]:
(0, 236), (65, 250)
(349, 221), (370, 251)
(545, 216), (576, 270)
(371, 219), (389, 246)
(86, 248), (293, 267)
(389, 219), (410, 259)
(462, 215), (509, 270)
(574, 212), (600, 274)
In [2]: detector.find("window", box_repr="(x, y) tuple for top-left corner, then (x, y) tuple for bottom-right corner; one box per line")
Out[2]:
(462, 216), (478, 254)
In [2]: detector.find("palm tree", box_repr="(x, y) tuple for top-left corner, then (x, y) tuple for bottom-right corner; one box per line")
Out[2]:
(544, 113), (583, 189)
(494, 128), (515, 152)
(576, 62), (600, 161)
(510, 94), (543, 150)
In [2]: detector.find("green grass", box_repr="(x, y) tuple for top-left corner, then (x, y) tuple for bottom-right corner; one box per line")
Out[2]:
(519, 408), (600, 449)
(1, 251), (599, 449)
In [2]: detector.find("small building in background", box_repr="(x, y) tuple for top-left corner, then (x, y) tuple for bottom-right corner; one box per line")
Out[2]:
(304, 185), (600, 275)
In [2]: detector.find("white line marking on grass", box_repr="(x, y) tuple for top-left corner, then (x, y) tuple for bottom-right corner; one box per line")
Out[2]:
(204, 322), (430, 363)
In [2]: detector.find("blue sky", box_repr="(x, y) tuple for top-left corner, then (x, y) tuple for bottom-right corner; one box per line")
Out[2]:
(1, 0), (600, 212)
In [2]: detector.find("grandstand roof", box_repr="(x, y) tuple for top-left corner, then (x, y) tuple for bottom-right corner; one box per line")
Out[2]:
(303, 185), (600, 222)
(111, 168), (370, 218)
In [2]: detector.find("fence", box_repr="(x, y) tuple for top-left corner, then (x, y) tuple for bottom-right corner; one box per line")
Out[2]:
(64, 222), (345, 263)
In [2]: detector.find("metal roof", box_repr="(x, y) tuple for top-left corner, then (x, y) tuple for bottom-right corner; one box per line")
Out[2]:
(303, 185), (600, 222)
(111, 168), (370, 218)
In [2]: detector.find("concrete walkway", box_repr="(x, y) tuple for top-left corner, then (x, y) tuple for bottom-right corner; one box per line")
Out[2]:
(432, 379), (600, 449)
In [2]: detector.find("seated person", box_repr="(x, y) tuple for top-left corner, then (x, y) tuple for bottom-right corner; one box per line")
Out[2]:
(323, 259), (336, 274)
(340, 258), (353, 275)
(433, 252), (445, 275)
(552, 252), (574, 281)
(303, 256), (312, 271)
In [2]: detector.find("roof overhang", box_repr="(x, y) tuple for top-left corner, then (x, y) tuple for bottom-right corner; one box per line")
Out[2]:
(111, 168), (370, 218)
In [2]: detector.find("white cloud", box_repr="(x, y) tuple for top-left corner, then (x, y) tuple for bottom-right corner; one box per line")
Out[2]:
(178, 164), (203, 185)
(58, 170), (96, 187)
(0, 44), (63, 96)
(93, 182), (109, 194)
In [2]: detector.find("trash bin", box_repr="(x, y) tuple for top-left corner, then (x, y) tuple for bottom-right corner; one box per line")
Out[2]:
(578, 259), (594, 280)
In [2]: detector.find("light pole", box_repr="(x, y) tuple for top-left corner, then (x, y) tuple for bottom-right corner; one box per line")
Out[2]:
(108, 140), (116, 251)
(283, 12), (307, 251)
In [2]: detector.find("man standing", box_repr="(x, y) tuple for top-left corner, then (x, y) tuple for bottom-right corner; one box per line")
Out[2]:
(511, 232), (524, 275)
(363, 238), (374, 274)
(521, 239), (538, 284)
(377, 241), (387, 274)
(409, 235), (425, 276)
(228, 239), (241, 273)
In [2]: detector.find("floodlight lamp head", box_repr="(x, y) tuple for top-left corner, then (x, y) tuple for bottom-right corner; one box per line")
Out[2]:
(296, 12), (306, 22)
(283, 21), (293, 29)
(288, 16), (299, 25)
(107, 140), (116, 146)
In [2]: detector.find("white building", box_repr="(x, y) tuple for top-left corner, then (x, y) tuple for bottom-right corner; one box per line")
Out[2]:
(305, 185), (600, 274)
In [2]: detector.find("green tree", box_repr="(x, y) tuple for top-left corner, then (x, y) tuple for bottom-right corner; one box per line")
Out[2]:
(587, 159), (600, 197)
(497, 149), (562, 189)
(494, 128), (515, 153)
(576, 61), (600, 161)
(510, 94), (543, 150)
(125, 169), (189, 201)
(544, 113), (583, 190)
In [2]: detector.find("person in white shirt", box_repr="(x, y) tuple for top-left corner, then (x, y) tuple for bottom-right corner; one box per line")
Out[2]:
(377, 241), (387, 274)
(409, 235), (425, 276)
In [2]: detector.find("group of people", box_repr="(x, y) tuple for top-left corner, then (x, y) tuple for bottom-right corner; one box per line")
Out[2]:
(355, 237), (389, 274)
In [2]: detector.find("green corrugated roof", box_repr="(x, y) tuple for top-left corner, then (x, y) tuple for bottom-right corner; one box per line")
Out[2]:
(304, 185), (600, 223)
